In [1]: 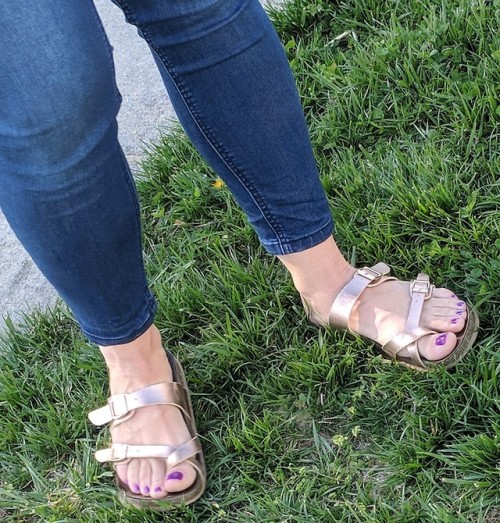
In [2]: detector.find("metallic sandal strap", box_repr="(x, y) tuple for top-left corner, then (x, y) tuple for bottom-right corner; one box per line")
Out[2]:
(166, 438), (203, 469)
(88, 381), (190, 426)
(383, 327), (430, 357)
(408, 273), (434, 331)
(328, 262), (391, 330)
(383, 326), (434, 368)
(95, 437), (202, 465)
(381, 272), (435, 368)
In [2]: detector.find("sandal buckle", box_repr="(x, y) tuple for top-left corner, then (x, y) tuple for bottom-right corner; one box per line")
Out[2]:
(358, 266), (382, 281)
(108, 394), (129, 420)
(410, 279), (433, 299)
(110, 444), (128, 462)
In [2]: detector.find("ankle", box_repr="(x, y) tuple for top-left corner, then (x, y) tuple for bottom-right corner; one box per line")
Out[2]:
(99, 325), (167, 376)
(278, 237), (353, 299)
(99, 326), (172, 395)
(297, 264), (355, 303)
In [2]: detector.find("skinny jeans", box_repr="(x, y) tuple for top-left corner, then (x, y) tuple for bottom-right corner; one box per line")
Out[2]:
(0, 0), (333, 345)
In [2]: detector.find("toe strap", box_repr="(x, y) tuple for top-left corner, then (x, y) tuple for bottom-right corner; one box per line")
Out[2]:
(382, 273), (436, 369)
(95, 437), (203, 469)
(382, 327), (435, 369)
(380, 272), (436, 369)
(407, 273), (434, 331)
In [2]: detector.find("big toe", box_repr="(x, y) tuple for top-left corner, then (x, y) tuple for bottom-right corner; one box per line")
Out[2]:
(164, 462), (198, 494)
(418, 331), (458, 362)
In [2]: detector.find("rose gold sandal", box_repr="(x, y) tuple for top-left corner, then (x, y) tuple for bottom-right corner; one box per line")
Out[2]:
(303, 263), (480, 371)
(88, 350), (206, 510)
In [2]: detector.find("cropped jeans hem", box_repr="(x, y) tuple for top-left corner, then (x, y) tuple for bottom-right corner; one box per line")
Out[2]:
(80, 293), (157, 346)
(264, 220), (334, 256)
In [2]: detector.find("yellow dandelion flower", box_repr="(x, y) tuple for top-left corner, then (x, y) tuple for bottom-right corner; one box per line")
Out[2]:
(212, 177), (225, 189)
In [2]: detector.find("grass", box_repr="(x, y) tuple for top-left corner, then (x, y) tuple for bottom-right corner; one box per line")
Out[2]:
(1, 0), (499, 521)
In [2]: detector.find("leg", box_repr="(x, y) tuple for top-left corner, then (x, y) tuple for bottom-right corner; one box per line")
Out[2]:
(114, 0), (334, 255)
(0, 1), (155, 345)
(114, 0), (470, 366)
(0, 0), (199, 502)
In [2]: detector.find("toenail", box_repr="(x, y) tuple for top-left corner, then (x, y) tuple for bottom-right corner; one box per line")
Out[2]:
(435, 334), (447, 346)
(167, 471), (184, 480)
(451, 294), (456, 298)
(457, 310), (464, 315)
(451, 318), (458, 324)
(457, 301), (465, 306)
(133, 484), (140, 493)
(144, 486), (150, 494)
(154, 486), (163, 493)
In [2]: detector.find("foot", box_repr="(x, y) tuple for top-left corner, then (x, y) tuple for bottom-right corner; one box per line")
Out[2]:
(306, 267), (467, 361)
(279, 238), (468, 362)
(99, 325), (197, 499)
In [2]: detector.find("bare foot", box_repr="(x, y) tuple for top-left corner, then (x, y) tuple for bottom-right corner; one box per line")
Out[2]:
(279, 238), (467, 362)
(99, 325), (197, 499)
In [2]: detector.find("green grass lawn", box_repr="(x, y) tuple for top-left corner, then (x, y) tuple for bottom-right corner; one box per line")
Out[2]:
(1, 0), (499, 521)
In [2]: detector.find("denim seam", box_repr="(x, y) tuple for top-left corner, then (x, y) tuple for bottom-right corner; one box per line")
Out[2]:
(115, 0), (288, 254)
(88, 0), (122, 102)
(118, 146), (157, 314)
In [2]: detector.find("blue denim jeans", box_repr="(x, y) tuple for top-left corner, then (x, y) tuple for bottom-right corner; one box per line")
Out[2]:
(0, 0), (333, 345)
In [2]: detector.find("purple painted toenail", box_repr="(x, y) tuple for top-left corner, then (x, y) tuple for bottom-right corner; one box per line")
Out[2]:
(144, 486), (150, 494)
(155, 486), (163, 493)
(451, 318), (458, 324)
(457, 310), (464, 315)
(457, 301), (465, 306)
(435, 334), (447, 346)
(133, 484), (140, 493)
(451, 294), (456, 298)
(167, 471), (184, 481)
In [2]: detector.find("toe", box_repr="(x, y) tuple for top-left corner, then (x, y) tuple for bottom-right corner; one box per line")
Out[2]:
(164, 463), (198, 493)
(126, 458), (141, 495)
(418, 331), (458, 361)
(432, 287), (458, 299)
(424, 290), (468, 334)
(115, 463), (128, 489)
(432, 288), (467, 309)
(424, 312), (466, 333)
(432, 287), (469, 302)
(139, 460), (153, 496)
(150, 459), (168, 499)
(116, 459), (193, 499)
